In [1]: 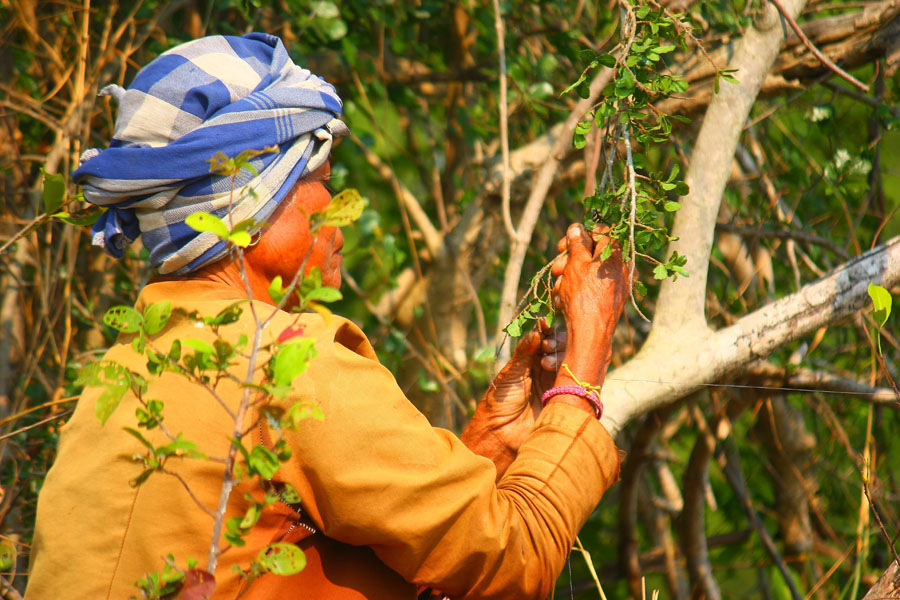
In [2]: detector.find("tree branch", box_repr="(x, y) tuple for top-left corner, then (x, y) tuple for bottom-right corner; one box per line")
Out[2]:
(603, 234), (900, 435)
(769, 0), (870, 91)
(494, 68), (614, 360)
(650, 0), (809, 335)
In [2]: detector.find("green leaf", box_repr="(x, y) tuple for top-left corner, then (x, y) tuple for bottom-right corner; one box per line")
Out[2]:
(664, 201), (682, 212)
(183, 338), (215, 355)
(206, 301), (246, 327)
(312, 1), (340, 18)
(271, 338), (318, 388)
(634, 280), (647, 296)
(597, 53), (616, 68)
(168, 340), (182, 362)
(104, 306), (143, 333)
(560, 73), (587, 97)
(304, 286), (342, 304)
(143, 301), (173, 335)
(653, 264), (669, 280)
(321, 18), (348, 41)
(600, 243), (612, 261)
(123, 426), (157, 453)
(868, 283), (892, 329)
(185, 212), (229, 240)
(285, 400), (325, 426)
(42, 170), (66, 214)
(52, 209), (103, 227)
(312, 188), (367, 228)
(258, 543), (306, 576)
(247, 445), (281, 480)
(268, 275), (285, 304)
(240, 503), (262, 530)
(0, 539), (17, 571)
(228, 230), (252, 247)
(504, 316), (524, 337)
(574, 120), (593, 135)
(279, 483), (303, 504)
(75, 362), (131, 425)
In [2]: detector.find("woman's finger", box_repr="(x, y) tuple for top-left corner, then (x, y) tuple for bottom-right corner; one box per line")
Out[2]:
(541, 330), (565, 353)
(540, 353), (559, 371)
(551, 252), (567, 277)
(565, 224), (594, 264)
(556, 235), (568, 254)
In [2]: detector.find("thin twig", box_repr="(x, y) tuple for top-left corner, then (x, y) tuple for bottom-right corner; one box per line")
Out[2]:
(492, 0), (516, 241)
(621, 119), (650, 322)
(161, 469), (217, 520)
(0, 410), (73, 442)
(767, 0), (870, 92)
(861, 462), (900, 569)
(715, 222), (850, 259)
(721, 437), (804, 600)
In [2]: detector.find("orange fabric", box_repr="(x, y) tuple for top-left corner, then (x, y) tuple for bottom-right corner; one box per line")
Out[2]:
(28, 280), (620, 599)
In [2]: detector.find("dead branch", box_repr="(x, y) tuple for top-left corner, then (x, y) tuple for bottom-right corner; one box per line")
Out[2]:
(677, 404), (721, 600)
(720, 437), (804, 600)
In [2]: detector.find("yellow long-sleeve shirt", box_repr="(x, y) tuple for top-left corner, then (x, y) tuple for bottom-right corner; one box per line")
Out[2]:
(28, 279), (619, 599)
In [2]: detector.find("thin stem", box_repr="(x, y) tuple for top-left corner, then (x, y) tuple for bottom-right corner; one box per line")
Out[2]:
(492, 0), (516, 241)
(768, 0), (869, 92)
(622, 121), (650, 322)
(161, 469), (217, 520)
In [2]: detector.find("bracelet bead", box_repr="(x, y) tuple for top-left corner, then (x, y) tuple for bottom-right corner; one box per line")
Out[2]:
(540, 385), (603, 420)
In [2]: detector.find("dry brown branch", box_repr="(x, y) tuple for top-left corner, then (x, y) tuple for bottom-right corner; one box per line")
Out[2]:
(769, 0), (870, 90)
(619, 410), (668, 597)
(715, 222), (850, 260)
(720, 437), (804, 600)
(677, 402), (721, 600)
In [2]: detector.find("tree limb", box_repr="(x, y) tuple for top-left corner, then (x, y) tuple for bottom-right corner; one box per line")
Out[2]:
(494, 68), (614, 360)
(651, 0), (809, 335)
(603, 234), (900, 435)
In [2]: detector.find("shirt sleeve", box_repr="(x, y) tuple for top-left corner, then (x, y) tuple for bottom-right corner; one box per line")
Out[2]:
(276, 330), (620, 600)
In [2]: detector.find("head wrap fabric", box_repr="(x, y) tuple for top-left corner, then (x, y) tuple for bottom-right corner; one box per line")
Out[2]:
(74, 32), (348, 275)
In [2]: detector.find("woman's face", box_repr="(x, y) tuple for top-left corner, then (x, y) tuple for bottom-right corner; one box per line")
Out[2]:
(246, 161), (344, 297)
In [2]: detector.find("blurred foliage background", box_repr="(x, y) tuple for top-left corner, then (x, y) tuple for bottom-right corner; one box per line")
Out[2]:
(1, 0), (899, 597)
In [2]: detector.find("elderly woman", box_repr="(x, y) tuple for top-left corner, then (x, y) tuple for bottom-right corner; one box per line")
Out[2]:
(27, 34), (626, 599)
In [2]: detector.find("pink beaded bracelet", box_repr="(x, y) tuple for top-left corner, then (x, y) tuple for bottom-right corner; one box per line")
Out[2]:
(541, 385), (603, 420)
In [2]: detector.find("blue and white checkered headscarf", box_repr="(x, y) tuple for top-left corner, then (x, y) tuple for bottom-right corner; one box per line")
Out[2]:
(74, 32), (348, 275)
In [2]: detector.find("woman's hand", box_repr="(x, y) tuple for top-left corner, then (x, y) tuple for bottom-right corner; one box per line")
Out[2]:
(548, 223), (628, 408)
(461, 222), (628, 475)
(460, 320), (565, 479)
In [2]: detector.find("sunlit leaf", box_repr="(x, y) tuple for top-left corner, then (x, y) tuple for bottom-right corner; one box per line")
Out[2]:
(42, 169), (66, 214)
(143, 301), (173, 335)
(185, 212), (228, 240)
(258, 543), (306, 576)
(183, 338), (215, 355)
(77, 362), (132, 425)
(868, 283), (892, 329)
(271, 338), (317, 388)
(268, 275), (285, 304)
(247, 445), (280, 480)
(104, 306), (143, 333)
(304, 286), (342, 304)
(312, 188), (367, 228)
(0, 539), (17, 571)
